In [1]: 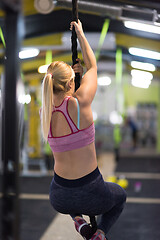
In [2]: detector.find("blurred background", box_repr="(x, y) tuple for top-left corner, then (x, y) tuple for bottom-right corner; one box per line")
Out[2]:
(0, 0), (160, 240)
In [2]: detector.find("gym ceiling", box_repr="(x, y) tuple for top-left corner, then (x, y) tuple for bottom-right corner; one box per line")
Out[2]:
(0, 0), (160, 83)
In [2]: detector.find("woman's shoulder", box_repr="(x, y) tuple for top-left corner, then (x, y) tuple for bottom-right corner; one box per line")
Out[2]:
(68, 96), (78, 104)
(67, 96), (79, 110)
(72, 93), (91, 108)
(70, 95), (87, 109)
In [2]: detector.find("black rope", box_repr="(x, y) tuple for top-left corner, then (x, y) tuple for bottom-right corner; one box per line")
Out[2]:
(71, 1), (97, 235)
(71, 0), (80, 91)
(89, 216), (98, 236)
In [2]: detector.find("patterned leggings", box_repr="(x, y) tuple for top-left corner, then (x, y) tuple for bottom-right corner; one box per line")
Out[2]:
(49, 167), (127, 235)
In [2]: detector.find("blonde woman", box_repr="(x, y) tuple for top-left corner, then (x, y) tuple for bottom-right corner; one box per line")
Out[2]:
(41, 20), (126, 240)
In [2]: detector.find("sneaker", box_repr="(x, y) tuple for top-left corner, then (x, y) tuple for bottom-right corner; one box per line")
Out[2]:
(91, 231), (106, 240)
(74, 217), (93, 240)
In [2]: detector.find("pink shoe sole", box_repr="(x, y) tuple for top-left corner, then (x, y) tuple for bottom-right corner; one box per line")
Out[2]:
(74, 217), (93, 240)
(91, 231), (106, 240)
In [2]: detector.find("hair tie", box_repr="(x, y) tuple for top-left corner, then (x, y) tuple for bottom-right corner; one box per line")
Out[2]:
(48, 73), (53, 78)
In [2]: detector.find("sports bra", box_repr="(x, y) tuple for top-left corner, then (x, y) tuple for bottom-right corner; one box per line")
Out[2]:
(48, 96), (95, 153)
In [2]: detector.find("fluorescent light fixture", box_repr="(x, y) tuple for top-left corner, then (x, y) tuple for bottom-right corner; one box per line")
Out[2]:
(98, 76), (111, 86)
(38, 64), (49, 73)
(131, 69), (153, 81)
(129, 47), (160, 60)
(131, 61), (156, 72)
(109, 111), (123, 125)
(131, 69), (152, 89)
(124, 21), (160, 35)
(131, 77), (151, 89)
(19, 48), (40, 59)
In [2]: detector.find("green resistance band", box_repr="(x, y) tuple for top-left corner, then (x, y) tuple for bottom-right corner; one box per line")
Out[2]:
(46, 50), (52, 65)
(0, 27), (6, 48)
(95, 19), (110, 61)
(114, 124), (121, 146)
(116, 48), (123, 112)
(116, 48), (122, 85)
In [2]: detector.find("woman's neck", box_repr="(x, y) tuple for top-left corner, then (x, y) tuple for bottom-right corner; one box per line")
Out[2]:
(53, 91), (73, 106)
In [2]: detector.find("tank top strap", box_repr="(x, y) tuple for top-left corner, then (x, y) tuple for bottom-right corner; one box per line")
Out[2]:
(53, 96), (78, 133)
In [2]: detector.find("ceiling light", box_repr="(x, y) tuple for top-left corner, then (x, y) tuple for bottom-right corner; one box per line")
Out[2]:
(98, 76), (111, 86)
(131, 69), (153, 89)
(124, 21), (160, 34)
(129, 47), (160, 60)
(131, 69), (153, 81)
(93, 111), (98, 121)
(109, 111), (123, 125)
(131, 78), (151, 89)
(131, 61), (156, 72)
(18, 94), (31, 104)
(25, 94), (32, 104)
(34, 0), (56, 14)
(38, 64), (49, 73)
(19, 48), (40, 59)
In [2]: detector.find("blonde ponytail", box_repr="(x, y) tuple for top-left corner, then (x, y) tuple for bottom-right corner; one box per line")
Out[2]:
(41, 61), (74, 142)
(41, 74), (54, 142)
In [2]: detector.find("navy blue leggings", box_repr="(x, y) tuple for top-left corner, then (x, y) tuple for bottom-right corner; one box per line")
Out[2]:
(49, 167), (127, 235)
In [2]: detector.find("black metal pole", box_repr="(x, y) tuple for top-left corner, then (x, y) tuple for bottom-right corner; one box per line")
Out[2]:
(71, 0), (80, 91)
(1, 0), (23, 239)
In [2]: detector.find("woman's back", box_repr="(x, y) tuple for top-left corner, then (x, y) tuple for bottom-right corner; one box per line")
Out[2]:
(41, 20), (98, 179)
(51, 96), (97, 179)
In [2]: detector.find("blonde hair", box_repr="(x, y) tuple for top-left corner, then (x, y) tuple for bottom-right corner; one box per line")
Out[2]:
(41, 61), (75, 141)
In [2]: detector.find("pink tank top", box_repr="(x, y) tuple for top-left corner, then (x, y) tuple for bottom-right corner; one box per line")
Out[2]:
(48, 96), (95, 152)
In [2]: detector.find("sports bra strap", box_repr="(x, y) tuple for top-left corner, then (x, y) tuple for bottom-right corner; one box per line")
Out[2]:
(75, 98), (80, 129)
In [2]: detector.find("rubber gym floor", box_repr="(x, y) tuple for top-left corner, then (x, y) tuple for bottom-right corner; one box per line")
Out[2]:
(0, 153), (160, 240)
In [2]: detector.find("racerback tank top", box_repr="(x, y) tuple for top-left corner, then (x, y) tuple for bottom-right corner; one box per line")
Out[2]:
(48, 96), (95, 152)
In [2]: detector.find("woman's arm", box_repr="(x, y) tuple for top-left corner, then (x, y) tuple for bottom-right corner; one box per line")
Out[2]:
(71, 20), (97, 106)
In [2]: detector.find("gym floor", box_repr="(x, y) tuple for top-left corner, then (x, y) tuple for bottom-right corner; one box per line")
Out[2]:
(0, 152), (160, 240)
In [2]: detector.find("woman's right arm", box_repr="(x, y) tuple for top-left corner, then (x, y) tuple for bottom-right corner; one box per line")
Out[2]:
(71, 20), (97, 106)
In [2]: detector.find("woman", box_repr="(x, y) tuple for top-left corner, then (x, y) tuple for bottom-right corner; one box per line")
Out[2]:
(41, 20), (126, 240)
